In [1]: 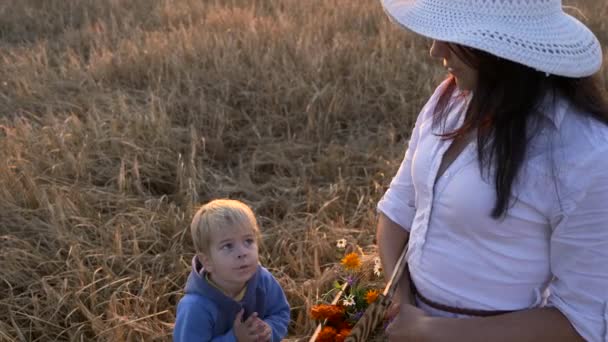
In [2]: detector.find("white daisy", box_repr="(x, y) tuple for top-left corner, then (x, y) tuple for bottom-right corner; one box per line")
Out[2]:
(373, 264), (382, 278)
(336, 238), (347, 249)
(342, 294), (355, 307)
(373, 256), (381, 266)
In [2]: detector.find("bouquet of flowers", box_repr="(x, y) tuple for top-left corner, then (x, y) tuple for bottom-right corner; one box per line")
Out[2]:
(309, 239), (384, 342)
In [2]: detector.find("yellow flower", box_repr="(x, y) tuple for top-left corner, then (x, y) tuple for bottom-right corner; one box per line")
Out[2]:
(365, 289), (380, 304)
(340, 252), (361, 271)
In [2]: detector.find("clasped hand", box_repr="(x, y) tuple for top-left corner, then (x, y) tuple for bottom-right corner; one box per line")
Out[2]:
(385, 301), (432, 341)
(233, 309), (272, 342)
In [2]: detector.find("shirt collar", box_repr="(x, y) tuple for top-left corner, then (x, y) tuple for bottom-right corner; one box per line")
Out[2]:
(536, 91), (567, 129)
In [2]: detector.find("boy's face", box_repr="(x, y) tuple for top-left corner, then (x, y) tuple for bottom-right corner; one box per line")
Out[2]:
(200, 224), (259, 294)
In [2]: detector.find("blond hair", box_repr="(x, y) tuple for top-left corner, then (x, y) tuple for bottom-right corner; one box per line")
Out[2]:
(190, 199), (259, 254)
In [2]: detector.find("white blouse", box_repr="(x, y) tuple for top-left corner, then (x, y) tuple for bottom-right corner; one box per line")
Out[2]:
(378, 80), (608, 341)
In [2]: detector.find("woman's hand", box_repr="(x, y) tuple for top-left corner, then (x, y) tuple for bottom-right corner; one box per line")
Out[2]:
(385, 303), (432, 342)
(385, 285), (416, 321)
(385, 300), (401, 322)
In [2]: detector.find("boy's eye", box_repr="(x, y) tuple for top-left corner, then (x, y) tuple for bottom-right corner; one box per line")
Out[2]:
(221, 243), (233, 250)
(244, 238), (255, 246)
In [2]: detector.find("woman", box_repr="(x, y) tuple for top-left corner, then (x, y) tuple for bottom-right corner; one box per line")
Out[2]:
(376, 0), (608, 341)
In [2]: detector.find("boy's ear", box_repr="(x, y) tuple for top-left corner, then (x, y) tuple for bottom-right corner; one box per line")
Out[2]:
(199, 253), (214, 273)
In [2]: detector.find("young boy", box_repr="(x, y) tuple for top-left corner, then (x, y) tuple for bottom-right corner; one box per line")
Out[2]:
(174, 199), (290, 342)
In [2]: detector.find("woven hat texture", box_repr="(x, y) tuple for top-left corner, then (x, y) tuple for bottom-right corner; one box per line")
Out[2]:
(381, 0), (602, 77)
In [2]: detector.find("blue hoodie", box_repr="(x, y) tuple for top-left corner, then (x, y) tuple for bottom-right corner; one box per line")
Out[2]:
(173, 256), (290, 341)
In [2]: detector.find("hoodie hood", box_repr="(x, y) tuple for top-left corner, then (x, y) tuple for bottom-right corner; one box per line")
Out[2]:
(185, 255), (263, 320)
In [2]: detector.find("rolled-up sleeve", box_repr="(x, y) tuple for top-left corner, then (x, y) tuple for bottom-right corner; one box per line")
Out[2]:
(377, 81), (451, 232)
(377, 100), (434, 231)
(376, 127), (419, 231)
(547, 148), (608, 342)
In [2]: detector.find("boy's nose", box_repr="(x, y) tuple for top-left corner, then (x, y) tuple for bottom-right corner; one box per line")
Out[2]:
(236, 246), (248, 259)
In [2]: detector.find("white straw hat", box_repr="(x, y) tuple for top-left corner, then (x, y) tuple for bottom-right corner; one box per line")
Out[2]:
(381, 0), (603, 77)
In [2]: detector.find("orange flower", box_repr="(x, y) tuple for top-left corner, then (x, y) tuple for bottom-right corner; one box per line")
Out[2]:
(337, 321), (353, 330)
(310, 304), (345, 323)
(339, 328), (352, 335)
(335, 328), (352, 342)
(340, 252), (361, 270)
(316, 326), (337, 342)
(365, 289), (380, 304)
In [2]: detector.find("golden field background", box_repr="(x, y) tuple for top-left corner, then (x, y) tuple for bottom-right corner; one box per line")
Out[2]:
(0, 0), (606, 340)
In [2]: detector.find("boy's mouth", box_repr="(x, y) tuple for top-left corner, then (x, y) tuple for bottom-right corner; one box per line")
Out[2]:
(235, 264), (251, 271)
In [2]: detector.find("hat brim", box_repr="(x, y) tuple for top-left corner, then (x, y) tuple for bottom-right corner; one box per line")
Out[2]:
(381, 0), (602, 77)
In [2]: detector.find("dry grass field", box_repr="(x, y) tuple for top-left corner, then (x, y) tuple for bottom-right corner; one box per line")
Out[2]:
(0, 0), (606, 340)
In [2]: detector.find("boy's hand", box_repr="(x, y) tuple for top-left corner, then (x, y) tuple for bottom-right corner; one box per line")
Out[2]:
(251, 317), (272, 342)
(233, 310), (264, 342)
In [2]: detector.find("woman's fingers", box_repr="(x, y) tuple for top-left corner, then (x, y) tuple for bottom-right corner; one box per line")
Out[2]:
(385, 304), (429, 341)
(386, 301), (401, 320)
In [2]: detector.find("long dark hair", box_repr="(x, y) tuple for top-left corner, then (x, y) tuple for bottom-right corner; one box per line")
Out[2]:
(434, 43), (608, 218)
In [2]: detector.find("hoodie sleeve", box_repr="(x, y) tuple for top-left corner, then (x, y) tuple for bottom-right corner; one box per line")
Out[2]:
(260, 270), (291, 342)
(174, 294), (237, 342)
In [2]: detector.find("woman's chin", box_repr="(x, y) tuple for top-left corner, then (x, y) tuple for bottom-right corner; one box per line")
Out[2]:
(454, 77), (476, 92)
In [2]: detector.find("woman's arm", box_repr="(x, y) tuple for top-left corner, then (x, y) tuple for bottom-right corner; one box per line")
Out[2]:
(420, 307), (584, 342)
(376, 213), (413, 306)
(388, 148), (608, 342)
(543, 147), (608, 342)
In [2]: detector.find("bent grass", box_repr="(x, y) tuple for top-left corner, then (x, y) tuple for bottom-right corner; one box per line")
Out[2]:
(0, 0), (606, 340)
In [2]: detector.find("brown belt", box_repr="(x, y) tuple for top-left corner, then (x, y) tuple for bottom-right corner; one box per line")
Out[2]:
(410, 279), (515, 317)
